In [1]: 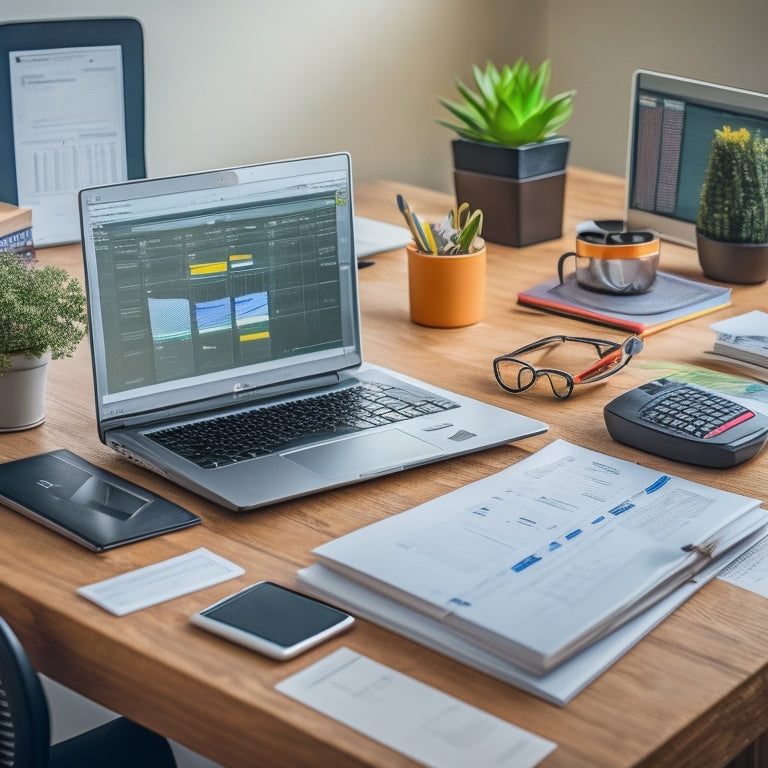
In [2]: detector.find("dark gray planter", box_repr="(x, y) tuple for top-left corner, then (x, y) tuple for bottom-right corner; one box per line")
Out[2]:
(454, 169), (565, 248)
(451, 136), (570, 179)
(451, 137), (570, 247)
(696, 230), (768, 284)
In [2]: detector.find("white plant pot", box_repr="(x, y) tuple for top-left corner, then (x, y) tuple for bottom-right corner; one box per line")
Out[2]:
(0, 352), (50, 432)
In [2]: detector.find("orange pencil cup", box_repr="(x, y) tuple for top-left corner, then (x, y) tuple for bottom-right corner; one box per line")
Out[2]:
(406, 240), (486, 328)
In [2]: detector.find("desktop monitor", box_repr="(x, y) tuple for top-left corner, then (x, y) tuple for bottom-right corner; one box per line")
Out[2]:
(625, 70), (768, 248)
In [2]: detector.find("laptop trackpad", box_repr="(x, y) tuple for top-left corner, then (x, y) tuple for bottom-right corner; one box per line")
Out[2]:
(283, 430), (437, 479)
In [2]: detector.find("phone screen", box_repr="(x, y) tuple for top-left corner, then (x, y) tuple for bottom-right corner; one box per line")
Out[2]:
(192, 582), (353, 658)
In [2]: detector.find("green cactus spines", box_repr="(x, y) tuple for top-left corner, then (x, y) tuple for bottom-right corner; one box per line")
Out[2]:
(698, 126), (768, 244)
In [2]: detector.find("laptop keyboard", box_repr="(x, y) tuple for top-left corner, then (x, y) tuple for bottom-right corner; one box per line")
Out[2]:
(147, 380), (459, 469)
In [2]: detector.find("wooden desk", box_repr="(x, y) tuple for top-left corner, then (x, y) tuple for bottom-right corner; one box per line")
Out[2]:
(2, 168), (768, 768)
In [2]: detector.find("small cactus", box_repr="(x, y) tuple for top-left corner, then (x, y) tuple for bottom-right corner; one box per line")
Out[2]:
(698, 126), (768, 243)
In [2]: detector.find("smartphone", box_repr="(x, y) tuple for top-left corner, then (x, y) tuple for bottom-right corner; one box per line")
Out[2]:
(190, 581), (354, 660)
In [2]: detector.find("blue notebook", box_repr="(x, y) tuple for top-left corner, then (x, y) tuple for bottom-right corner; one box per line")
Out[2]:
(518, 272), (732, 334)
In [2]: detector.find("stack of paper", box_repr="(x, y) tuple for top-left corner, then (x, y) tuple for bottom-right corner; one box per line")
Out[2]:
(299, 440), (767, 704)
(709, 311), (768, 376)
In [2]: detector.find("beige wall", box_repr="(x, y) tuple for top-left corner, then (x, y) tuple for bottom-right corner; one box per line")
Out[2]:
(4, 0), (768, 191)
(0, 0), (545, 193)
(546, 0), (768, 177)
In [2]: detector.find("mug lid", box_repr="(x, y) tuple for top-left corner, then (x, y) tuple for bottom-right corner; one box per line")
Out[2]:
(576, 230), (659, 259)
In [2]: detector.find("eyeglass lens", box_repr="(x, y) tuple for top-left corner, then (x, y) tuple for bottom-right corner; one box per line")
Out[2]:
(495, 359), (573, 398)
(494, 335), (642, 399)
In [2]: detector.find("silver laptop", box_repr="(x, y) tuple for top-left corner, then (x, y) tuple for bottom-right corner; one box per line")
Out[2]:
(79, 153), (546, 511)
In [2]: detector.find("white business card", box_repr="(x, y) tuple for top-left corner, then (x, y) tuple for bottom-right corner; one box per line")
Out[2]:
(78, 547), (245, 615)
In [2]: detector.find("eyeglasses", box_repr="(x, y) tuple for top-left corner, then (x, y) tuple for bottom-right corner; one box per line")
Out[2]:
(493, 335), (643, 399)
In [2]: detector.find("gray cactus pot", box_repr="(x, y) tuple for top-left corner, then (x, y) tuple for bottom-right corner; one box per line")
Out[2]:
(697, 230), (768, 284)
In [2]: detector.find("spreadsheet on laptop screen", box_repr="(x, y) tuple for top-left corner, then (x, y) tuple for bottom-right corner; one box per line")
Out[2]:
(80, 157), (360, 421)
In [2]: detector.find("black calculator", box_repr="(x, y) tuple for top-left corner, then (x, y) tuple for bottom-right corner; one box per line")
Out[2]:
(604, 378), (768, 467)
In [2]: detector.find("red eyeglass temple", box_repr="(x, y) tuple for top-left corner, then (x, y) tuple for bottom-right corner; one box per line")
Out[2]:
(572, 347), (623, 384)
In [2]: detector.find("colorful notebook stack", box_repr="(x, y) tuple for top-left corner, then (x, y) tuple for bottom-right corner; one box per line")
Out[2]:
(0, 201), (34, 260)
(518, 271), (731, 336)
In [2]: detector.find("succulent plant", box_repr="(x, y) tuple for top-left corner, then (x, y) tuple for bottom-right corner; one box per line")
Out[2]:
(436, 58), (575, 147)
(698, 126), (768, 244)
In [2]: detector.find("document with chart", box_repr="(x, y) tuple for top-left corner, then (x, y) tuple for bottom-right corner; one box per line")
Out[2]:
(304, 440), (767, 678)
(9, 45), (128, 245)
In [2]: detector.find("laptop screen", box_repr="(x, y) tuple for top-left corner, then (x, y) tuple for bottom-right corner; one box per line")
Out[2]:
(80, 153), (361, 428)
(625, 70), (768, 247)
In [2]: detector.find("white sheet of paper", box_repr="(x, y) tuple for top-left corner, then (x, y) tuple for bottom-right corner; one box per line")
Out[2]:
(710, 310), (768, 340)
(313, 440), (763, 673)
(353, 216), (411, 258)
(9, 45), (128, 245)
(77, 547), (245, 615)
(300, 524), (765, 706)
(277, 647), (556, 768)
(718, 533), (768, 597)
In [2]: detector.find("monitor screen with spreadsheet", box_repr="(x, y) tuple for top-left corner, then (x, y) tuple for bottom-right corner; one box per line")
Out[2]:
(625, 70), (768, 247)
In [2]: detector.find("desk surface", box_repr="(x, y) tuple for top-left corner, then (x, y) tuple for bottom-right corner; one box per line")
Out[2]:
(2, 168), (768, 768)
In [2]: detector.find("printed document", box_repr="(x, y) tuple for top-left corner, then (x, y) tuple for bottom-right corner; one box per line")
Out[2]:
(311, 440), (767, 675)
(9, 45), (128, 245)
(277, 647), (556, 768)
(300, 537), (762, 706)
(718, 533), (768, 598)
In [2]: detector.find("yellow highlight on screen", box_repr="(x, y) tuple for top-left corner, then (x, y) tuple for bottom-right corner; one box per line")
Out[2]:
(229, 254), (253, 262)
(240, 331), (270, 342)
(190, 262), (227, 275)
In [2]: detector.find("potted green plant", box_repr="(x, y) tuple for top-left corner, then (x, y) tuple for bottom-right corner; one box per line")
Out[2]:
(697, 125), (768, 283)
(437, 58), (575, 247)
(397, 195), (486, 327)
(0, 252), (88, 431)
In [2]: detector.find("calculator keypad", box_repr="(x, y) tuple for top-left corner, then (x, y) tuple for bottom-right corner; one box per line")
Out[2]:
(638, 385), (755, 439)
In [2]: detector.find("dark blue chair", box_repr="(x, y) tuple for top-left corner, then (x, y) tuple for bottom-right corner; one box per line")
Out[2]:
(0, 614), (176, 768)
